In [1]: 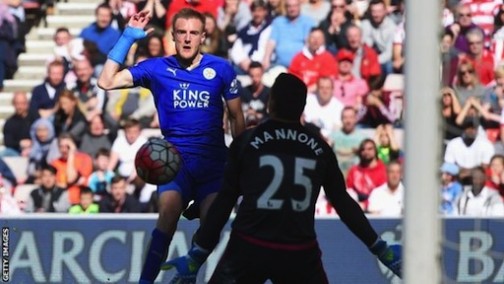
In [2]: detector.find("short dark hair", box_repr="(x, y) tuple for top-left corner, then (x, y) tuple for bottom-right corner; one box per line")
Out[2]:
(172, 8), (206, 31)
(55, 27), (70, 35)
(123, 118), (141, 130)
(41, 164), (57, 175)
(111, 176), (126, 185)
(369, 0), (386, 7)
(251, 0), (268, 10)
(248, 61), (263, 70)
(95, 148), (110, 158)
(79, 186), (93, 196)
(95, 3), (112, 15)
(268, 73), (307, 121)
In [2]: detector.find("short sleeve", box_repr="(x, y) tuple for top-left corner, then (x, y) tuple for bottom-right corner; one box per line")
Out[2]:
(221, 63), (240, 101)
(269, 18), (281, 44)
(128, 59), (154, 89)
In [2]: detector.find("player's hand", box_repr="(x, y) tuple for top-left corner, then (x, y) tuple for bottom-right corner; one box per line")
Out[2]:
(161, 243), (210, 284)
(127, 10), (154, 38)
(369, 238), (402, 278)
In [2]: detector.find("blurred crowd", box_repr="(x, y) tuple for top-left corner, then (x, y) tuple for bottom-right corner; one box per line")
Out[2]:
(0, 0), (503, 217)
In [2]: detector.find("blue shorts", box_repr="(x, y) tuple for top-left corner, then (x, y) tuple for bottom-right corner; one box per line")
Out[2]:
(158, 152), (226, 206)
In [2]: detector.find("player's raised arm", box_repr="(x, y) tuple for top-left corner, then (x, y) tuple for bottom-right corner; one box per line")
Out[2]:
(98, 10), (154, 90)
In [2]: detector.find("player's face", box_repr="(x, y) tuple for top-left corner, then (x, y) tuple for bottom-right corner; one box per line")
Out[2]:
(172, 18), (205, 62)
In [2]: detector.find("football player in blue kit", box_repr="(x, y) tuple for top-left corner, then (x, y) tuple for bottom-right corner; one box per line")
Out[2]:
(98, 8), (245, 284)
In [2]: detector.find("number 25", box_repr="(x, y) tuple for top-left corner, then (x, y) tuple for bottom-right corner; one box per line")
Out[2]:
(257, 155), (316, 212)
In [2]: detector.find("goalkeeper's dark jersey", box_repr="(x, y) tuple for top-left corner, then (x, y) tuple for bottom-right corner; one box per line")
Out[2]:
(198, 119), (378, 249)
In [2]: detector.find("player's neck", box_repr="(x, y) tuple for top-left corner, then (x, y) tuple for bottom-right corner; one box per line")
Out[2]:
(177, 53), (203, 70)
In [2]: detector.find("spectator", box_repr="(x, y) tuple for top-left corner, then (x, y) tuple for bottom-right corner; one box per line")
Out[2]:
(108, 118), (148, 182)
(329, 106), (367, 178)
(134, 0), (168, 31)
(27, 118), (58, 179)
(0, 183), (21, 215)
(240, 62), (270, 127)
(136, 34), (166, 59)
(288, 27), (338, 92)
(479, 66), (504, 140)
(492, 5), (504, 64)
(441, 87), (463, 142)
(302, 76), (344, 139)
(87, 148), (115, 200)
(53, 89), (88, 146)
(392, 17), (405, 73)
(332, 49), (369, 110)
(217, 0), (252, 33)
(69, 186), (99, 214)
(318, 8), (352, 54)
(456, 166), (504, 216)
(367, 161), (404, 216)
(345, 25), (382, 86)
(346, 138), (387, 210)
(444, 118), (494, 184)
(485, 154), (504, 197)
(301, 0), (331, 25)
(262, 0), (316, 70)
(29, 60), (66, 119)
(25, 165), (70, 213)
(0, 2), (18, 91)
(446, 4), (482, 54)
(452, 28), (494, 86)
(229, 0), (272, 74)
(460, 0), (501, 42)
(441, 30), (459, 86)
(51, 133), (93, 205)
(51, 27), (84, 71)
(452, 60), (486, 106)
(358, 78), (399, 128)
(2, 91), (36, 157)
(79, 114), (117, 158)
(99, 176), (142, 213)
(267, 0), (286, 20)
(440, 162), (463, 215)
(0, 157), (17, 191)
(360, 0), (397, 75)
(374, 124), (401, 164)
(67, 58), (108, 121)
(201, 13), (228, 58)
(79, 3), (121, 65)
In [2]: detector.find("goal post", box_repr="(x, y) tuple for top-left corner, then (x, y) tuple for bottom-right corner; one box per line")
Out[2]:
(404, 0), (443, 283)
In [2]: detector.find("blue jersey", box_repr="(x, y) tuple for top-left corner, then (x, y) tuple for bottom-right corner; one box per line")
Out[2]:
(128, 54), (239, 156)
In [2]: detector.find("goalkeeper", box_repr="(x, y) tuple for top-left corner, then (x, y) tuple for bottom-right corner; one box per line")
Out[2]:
(163, 73), (402, 283)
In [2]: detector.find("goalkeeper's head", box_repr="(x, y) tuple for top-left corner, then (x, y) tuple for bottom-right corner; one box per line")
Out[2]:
(268, 73), (307, 122)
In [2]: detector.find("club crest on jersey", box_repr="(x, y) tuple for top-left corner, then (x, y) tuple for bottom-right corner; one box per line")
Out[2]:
(203, 67), (216, 80)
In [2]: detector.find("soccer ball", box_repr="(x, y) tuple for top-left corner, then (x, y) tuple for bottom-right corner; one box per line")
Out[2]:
(135, 137), (181, 185)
